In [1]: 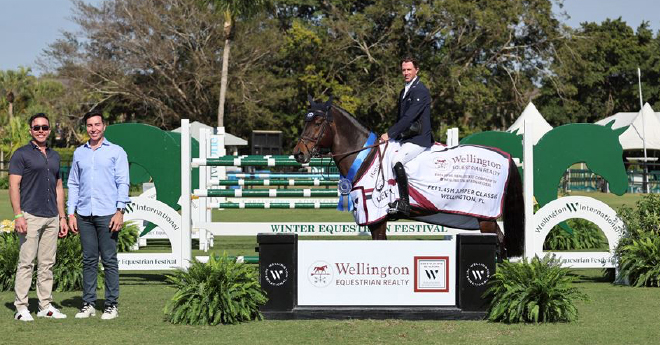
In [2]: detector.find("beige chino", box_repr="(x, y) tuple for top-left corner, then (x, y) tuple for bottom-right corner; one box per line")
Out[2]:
(14, 211), (59, 311)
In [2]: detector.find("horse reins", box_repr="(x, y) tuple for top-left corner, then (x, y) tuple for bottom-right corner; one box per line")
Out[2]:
(331, 139), (389, 192)
(297, 106), (389, 189)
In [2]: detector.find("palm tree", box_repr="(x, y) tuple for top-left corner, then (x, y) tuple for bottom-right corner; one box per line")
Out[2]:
(1, 67), (34, 120)
(209, 0), (268, 128)
(6, 91), (13, 119)
(1, 67), (35, 168)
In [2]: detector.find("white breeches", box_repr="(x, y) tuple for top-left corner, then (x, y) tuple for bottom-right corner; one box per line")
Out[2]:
(392, 142), (426, 166)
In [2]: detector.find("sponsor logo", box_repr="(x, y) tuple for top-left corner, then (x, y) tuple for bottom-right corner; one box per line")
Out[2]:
(371, 187), (394, 209)
(264, 263), (289, 287)
(434, 158), (450, 173)
(466, 262), (490, 286)
(566, 202), (579, 212)
(451, 154), (502, 170)
(308, 261), (333, 287)
(414, 256), (449, 292)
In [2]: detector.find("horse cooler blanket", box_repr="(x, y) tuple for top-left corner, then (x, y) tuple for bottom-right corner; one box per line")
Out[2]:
(349, 142), (511, 226)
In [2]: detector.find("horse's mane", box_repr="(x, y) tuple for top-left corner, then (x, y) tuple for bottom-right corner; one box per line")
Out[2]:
(331, 104), (371, 134)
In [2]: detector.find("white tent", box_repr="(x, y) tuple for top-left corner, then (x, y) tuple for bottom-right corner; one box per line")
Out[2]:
(507, 102), (553, 144)
(595, 103), (660, 151)
(172, 121), (248, 146)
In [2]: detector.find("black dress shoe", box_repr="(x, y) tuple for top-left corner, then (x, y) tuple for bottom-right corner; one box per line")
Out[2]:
(388, 200), (410, 218)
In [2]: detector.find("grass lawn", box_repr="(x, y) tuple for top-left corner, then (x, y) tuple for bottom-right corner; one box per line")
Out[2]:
(210, 191), (645, 223)
(0, 190), (12, 221)
(0, 189), (646, 222)
(565, 190), (643, 211)
(0, 269), (659, 345)
(1, 190), (658, 344)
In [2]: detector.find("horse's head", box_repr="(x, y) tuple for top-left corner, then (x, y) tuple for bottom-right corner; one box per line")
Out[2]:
(293, 95), (335, 164)
(587, 121), (629, 195)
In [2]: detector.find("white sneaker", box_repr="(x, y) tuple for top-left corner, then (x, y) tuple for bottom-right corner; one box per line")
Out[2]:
(101, 305), (118, 320)
(14, 308), (34, 322)
(37, 304), (67, 319)
(75, 303), (96, 319)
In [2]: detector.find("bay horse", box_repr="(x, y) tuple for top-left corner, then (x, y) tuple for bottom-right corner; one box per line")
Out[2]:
(293, 97), (524, 257)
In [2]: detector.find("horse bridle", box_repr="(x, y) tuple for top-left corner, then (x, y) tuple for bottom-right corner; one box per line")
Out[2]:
(297, 108), (334, 158)
(297, 103), (388, 191)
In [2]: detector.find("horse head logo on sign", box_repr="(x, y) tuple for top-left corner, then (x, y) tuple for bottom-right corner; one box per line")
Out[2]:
(308, 261), (333, 287)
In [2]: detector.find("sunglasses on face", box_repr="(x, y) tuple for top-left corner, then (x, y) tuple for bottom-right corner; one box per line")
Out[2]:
(31, 125), (50, 131)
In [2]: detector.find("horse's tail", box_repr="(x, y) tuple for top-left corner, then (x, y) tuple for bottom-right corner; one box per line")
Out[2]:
(503, 159), (525, 257)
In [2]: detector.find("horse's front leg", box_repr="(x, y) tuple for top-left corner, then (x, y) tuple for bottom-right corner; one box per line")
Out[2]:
(479, 220), (506, 261)
(368, 221), (388, 240)
(479, 220), (504, 242)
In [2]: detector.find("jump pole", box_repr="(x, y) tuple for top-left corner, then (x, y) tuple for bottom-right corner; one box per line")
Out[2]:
(181, 119), (192, 268)
(523, 119), (535, 260)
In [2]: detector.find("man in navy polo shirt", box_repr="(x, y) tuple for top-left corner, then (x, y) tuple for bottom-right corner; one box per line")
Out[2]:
(67, 111), (130, 320)
(9, 113), (69, 321)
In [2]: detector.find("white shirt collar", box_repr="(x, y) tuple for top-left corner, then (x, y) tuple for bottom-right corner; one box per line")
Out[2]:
(403, 76), (417, 99)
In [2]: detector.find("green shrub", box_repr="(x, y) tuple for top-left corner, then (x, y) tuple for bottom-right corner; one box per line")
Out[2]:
(543, 218), (608, 251)
(616, 194), (660, 286)
(164, 254), (267, 325)
(0, 175), (8, 189)
(0, 227), (103, 292)
(52, 234), (86, 291)
(617, 194), (660, 238)
(117, 221), (139, 253)
(486, 256), (588, 323)
(0, 232), (20, 291)
(52, 233), (105, 292)
(53, 147), (76, 163)
(617, 234), (660, 287)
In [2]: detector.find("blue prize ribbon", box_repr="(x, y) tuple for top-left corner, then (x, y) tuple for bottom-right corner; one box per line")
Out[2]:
(337, 132), (377, 211)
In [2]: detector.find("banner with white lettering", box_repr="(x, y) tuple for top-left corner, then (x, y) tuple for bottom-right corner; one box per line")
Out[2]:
(297, 240), (456, 306)
(351, 143), (511, 225)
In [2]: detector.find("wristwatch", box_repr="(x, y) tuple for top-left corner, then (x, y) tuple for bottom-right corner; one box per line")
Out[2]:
(117, 208), (125, 214)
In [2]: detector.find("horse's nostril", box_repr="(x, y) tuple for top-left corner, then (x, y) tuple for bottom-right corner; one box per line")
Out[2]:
(297, 152), (311, 164)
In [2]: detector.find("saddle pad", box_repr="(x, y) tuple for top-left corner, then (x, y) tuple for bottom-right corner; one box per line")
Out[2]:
(350, 141), (511, 226)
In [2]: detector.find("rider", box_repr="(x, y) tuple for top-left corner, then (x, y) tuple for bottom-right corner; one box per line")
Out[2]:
(379, 57), (433, 217)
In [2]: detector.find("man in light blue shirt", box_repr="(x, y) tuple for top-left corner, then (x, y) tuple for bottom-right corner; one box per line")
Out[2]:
(67, 111), (130, 320)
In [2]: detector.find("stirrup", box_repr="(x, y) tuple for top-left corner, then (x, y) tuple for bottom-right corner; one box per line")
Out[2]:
(387, 207), (402, 221)
(388, 200), (410, 217)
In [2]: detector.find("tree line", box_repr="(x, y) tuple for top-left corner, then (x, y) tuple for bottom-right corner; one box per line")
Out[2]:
(2, 0), (659, 153)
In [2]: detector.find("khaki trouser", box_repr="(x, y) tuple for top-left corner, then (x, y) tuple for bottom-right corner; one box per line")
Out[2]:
(14, 212), (59, 311)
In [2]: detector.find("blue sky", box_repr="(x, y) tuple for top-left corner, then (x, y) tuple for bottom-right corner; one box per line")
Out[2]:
(0, 0), (658, 74)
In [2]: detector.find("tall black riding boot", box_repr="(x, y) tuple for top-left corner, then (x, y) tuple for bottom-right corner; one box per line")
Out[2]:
(388, 162), (411, 217)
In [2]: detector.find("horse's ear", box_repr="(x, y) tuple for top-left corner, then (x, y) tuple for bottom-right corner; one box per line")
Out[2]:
(308, 94), (315, 105)
(324, 95), (334, 122)
(325, 95), (333, 109)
